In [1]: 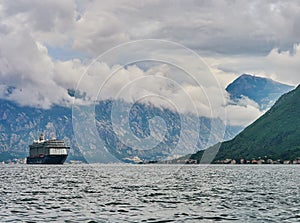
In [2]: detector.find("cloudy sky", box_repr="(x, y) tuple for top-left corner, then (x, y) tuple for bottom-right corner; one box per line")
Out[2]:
(0, 0), (300, 126)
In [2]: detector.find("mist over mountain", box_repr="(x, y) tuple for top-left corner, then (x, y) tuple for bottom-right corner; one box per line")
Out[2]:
(226, 74), (294, 110)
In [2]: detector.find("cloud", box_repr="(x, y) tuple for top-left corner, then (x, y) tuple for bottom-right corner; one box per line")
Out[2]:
(206, 44), (300, 87)
(266, 45), (300, 85)
(0, 0), (299, 127)
(224, 96), (264, 126)
(68, 0), (300, 56)
(0, 19), (76, 108)
(75, 61), (226, 119)
(226, 103), (264, 127)
(1, 0), (292, 57)
(1, 0), (300, 57)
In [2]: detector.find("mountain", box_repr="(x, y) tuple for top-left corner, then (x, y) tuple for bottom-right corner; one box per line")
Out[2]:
(191, 85), (300, 162)
(1, 74), (293, 163)
(95, 100), (243, 162)
(226, 74), (294, 110)
(0, 99), (238, 163)
(0, 101), (86, 163)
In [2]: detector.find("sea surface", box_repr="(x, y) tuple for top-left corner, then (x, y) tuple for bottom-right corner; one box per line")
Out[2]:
(0, 164), (299, 223)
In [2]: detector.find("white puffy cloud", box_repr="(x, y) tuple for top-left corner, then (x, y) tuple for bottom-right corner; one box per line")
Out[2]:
(226, 103), (264, 127)
(75, 61), (226, 119)
(224, 96), (264, 126)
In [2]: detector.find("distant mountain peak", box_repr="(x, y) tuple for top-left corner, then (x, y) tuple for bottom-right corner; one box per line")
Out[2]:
(226, 74), (294, 110)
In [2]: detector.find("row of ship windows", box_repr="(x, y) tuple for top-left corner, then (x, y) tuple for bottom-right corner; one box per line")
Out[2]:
(30, 148), (67, 155)
(49, 148), (67, 155)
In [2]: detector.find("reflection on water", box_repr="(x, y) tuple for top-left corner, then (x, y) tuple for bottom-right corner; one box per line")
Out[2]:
(0, 164), (299, 222)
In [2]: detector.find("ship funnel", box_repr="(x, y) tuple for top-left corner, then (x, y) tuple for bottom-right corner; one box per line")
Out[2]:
(39, 134), (45, 141)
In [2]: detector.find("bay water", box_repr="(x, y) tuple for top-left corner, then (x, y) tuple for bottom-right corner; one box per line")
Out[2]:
(1, 164), (299, 222)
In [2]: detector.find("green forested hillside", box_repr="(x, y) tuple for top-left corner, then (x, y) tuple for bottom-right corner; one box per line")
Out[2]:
(191, 85), (300, 162)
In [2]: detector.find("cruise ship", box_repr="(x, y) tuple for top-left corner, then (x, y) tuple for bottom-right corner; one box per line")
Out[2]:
(26, 134), (69, 164)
